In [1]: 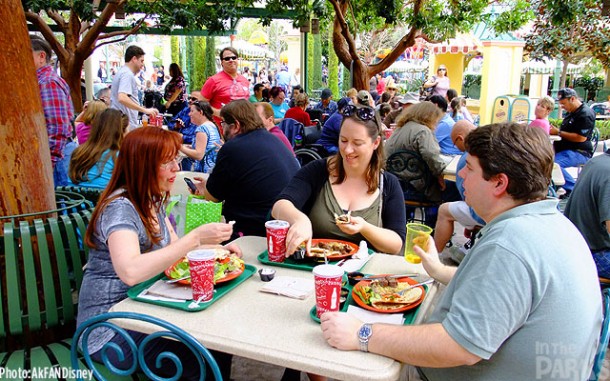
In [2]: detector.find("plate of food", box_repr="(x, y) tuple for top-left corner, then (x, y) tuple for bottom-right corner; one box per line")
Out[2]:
(307, 239), (358, 261)
(165, 249), (245, 285)
(351, 275), (425, 314)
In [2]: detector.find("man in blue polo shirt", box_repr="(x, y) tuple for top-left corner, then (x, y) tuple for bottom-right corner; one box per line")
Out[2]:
(321, 122), (601, 381)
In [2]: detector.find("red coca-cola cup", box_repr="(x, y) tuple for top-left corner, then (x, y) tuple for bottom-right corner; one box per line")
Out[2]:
(155, 115), (164, 127)
(265, 220), (290, 263)
(313, 264), (344, 318)
(187, 249), (216, 302)
(384, 128), (394, 140)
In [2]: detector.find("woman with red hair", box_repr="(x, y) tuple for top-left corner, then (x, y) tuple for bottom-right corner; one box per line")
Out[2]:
(77, 127), (238, 380)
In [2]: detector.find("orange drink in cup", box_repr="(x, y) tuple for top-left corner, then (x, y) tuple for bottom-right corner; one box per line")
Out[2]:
(405, 223), (433, 264)
(187, 249), (216, 302)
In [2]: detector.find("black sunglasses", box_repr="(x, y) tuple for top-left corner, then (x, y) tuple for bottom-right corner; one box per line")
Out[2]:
(188, 96), (199, 102)
(341, 104), (376, 121)
(222, 56), (238, 62)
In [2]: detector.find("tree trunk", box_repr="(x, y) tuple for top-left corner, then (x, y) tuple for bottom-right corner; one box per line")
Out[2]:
(0, 0), (55, 219)
(351, 60), (370, 91)
(560, 60), (568, 89)
(64, 63), (85, 113)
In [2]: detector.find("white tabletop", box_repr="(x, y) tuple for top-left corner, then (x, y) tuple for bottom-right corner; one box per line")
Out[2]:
(110, 236), (439, 381)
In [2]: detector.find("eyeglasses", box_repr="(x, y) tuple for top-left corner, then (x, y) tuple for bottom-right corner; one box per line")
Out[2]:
(220, 120), (234, 128)
(341, 104), (376, 121)
(438, 68), (447, 71)
(160, 155), (183, 169)
(188, 97), (199, 102)
(222, 56), (238, 62)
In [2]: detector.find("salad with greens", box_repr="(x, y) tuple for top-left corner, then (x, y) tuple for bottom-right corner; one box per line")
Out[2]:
(168, 253), (244, 283)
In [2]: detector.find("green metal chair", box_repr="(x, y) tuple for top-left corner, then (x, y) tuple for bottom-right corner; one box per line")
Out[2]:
(0, 209), (92, 379)
(72, 312), (223, 381)
(589, 288), (610, 381)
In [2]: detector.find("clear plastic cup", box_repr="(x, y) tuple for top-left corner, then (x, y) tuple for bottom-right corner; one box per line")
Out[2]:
(405, 223), (433, 264)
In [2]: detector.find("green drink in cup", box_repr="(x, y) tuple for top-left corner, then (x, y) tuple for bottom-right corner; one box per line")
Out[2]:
(405, 223), (433, 264)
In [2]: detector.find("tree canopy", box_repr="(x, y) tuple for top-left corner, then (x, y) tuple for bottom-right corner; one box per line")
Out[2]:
(524, 0), (610, 87)
(23, 0), (315, 109)
(324, 0), (535, 89)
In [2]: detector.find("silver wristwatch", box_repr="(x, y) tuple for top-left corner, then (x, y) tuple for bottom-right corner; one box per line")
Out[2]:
(358, 323), (373, 352)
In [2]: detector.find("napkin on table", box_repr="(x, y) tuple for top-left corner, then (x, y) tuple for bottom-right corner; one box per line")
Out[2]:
(346, 305), (404, 325)
(340, 241), (371, 273)
(138, 279), (193, 302)
(259, 276), (314, 300)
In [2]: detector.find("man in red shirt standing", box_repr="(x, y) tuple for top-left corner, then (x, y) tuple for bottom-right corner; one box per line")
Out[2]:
(199, 47), (250, 128)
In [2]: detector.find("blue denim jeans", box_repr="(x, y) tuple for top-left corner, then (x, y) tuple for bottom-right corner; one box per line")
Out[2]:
(554, 150), (589, 191)
(53, 141), (78, 187)
(593, 249), (610, 279)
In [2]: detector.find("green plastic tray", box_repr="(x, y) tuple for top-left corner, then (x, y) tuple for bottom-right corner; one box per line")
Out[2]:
(127, 264), (256, 312)
(257, 249), (374, 272)
(309, 284), (429, 325)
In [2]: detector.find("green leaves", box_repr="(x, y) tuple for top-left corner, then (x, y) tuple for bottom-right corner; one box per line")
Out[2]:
(525, 0), (610, 67)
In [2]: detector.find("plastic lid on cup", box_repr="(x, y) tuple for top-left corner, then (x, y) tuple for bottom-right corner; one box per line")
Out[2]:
(265, 220), (290, 229)
(313, 264), (344, 277)
(187, 249), (216, 261)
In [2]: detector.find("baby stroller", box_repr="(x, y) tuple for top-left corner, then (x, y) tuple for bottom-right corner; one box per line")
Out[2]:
(278, 118), (329, 167)
(143, 90), (165, 112)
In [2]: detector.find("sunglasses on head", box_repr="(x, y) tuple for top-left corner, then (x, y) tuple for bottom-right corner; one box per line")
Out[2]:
(222, 56), (238, 62)
(341, 104), (376, 121)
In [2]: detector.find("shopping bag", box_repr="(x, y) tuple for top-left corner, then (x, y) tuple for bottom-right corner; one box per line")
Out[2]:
(166, 194), (223, 236)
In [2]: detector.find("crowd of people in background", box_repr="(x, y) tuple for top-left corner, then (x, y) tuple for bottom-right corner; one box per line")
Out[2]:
(28, 35), (607, 381)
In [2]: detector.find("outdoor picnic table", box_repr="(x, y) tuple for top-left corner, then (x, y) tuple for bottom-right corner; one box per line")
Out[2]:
(110, 236), (441, 381)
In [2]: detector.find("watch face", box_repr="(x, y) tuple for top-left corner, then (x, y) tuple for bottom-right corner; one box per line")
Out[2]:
(359, 324), (372, 339)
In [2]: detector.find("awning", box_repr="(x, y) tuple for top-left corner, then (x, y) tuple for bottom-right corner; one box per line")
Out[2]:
(522, 60), (584, 75)
(386, 60), (429, 73)
(427, 33), (481, 55)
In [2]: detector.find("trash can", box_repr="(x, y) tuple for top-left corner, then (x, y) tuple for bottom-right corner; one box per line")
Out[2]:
(491, 95), (514, 123)
(511, 96), (537, 124)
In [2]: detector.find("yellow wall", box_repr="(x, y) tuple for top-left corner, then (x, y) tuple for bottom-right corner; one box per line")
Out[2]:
(428, 54), (466, 95)
(527, 74), (550, 98)
(478, 41), (524, 125)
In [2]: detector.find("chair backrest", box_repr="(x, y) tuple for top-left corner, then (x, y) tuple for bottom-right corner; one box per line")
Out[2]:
(0, 209), (91, 350)
(277, 118), (304, 148)
(303, 124), (322, 145)
(306, 109), (324, 123)
(71, 311), (223, 381)
(589, 288), (610, 381)
(386, 150), (435, 197)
